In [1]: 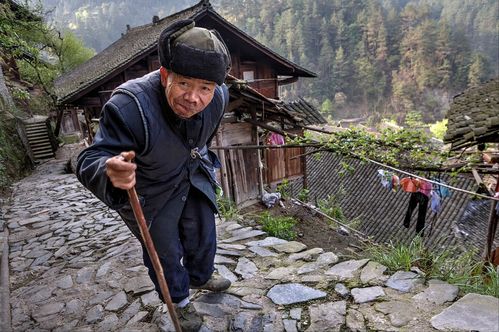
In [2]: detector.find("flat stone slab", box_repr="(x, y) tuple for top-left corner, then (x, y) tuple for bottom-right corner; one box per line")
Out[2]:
(386, 271), (424, 293)
(298, 252), (340, 274)
(266, 283), (327, 305)
(430, 293), (499, 332)
(334, 283), (350, 297)
(245, 237), (288, 247)
(265, 267), (296, 280)
(124, 276), (155, 295)
(220, 230), (266, 243)
(288, 248), (324, 262)
(360, 261), (388, 285)
(272, 241), (307, 253)
(412, 280), (459, 305)
(307, 301), (346, 332)
(351, 286), (385, 303)
(325, 259), (369, 280)
(375, 300), (418, 327)
(215, 264), (239, 283)
(235, 257), (258, 279)
(105, 291), (127, 311)
(248, 246), (278, 257)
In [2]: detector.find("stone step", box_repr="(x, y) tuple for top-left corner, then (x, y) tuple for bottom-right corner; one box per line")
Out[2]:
(26, 131), (49, 139)
(29, 138), (51, 145)
(33, 152), (54, 159)
(31, 147), (53, 154)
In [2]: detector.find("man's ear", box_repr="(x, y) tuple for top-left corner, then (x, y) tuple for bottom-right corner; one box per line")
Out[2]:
(159, 67), (169, 87)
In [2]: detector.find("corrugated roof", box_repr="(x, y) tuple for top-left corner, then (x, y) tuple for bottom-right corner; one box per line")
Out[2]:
(305, 150), (498, 252)
(54, 0), (316, 104)
(443, 78), (499, 150)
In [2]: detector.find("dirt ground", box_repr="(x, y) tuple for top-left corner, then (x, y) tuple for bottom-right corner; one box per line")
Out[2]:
(240, 200), (365, 258)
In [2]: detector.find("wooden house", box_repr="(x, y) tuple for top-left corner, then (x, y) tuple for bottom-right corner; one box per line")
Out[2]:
(54, 0), (326, 206)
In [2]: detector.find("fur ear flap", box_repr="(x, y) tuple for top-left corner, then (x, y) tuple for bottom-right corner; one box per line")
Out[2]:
(158, 20), (195, 70)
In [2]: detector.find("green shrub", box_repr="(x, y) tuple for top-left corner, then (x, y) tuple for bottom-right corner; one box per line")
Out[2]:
(258, 211), (297, 240)
(318, 194), (345, 222)
(365, 237), (499, 297)
(216, 196), (239, 220)
(297, 188), (310, 202)
(276, 179), (291, 199)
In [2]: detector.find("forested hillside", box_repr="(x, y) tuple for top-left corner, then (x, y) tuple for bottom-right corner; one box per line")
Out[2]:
(40, 0), (498, 125)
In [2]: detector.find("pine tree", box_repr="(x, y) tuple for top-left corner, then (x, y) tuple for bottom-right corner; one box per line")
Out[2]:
(468, 53), (487, 87)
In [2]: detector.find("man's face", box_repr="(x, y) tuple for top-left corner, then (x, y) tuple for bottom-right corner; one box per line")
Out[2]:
(160, 67), (216, 119)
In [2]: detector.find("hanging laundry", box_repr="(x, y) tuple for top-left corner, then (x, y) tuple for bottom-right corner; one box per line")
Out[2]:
(432, 179), (452, 198)
(403, 192), (429, 235)
(377, 170), (392, 189)
(377, 170), (400, 191)
(400, 178), (420, 193)
(267, 132), (285, 145)
(391, 174), (400, 192)
(418, 180), (432, 197)
(430, 190), (442, 213)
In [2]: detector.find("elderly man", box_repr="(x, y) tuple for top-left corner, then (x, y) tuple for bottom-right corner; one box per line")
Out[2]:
(77, 19), (232, 331)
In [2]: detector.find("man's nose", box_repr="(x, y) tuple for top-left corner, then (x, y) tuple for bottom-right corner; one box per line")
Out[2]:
(183, 90), (199, 103)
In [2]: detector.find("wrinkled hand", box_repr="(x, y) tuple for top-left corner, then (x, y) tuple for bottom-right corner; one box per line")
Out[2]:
(105, 151), (136, 190)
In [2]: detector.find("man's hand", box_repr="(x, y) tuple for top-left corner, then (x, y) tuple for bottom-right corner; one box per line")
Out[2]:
(105, 151), (137, 190)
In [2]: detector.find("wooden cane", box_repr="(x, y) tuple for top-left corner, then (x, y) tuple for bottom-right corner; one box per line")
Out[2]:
(124, 160), (182, 331)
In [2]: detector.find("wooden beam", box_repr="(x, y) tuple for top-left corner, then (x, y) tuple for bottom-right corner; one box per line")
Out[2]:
(215, 132), (230, 201)
(472, 168), (494, 196)
(484, 177), (499, 263)
(243, 118), (299, 139)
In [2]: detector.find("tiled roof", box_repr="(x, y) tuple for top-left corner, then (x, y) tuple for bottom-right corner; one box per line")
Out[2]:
(54, 0), (316, 104)
(228, 81), (327, 126)
(54, 1), (205, 104)
(303, 151), (497, 252)
(276, 98), (327, 125)
(443, 78), (499, 150)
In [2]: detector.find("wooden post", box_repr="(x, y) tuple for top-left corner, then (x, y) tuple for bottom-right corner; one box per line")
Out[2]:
(216, 132), (230, 200)
(251, 105), (264, 198)
(484, 176), (499, 263)
(54, 108), (64, 137)
(84, 108), (94, 144)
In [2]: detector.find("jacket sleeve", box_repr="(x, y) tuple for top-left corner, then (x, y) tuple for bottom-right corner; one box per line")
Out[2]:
(76, 96), (145, 210)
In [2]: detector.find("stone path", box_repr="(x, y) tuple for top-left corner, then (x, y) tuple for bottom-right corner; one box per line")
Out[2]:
(1, 158), (498, 331)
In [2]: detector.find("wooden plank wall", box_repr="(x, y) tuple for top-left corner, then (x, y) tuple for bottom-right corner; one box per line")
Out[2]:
(218, 122), (260, 204)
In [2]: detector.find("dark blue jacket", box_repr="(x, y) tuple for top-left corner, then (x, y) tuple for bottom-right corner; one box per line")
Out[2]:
(76, 70), (228, 236)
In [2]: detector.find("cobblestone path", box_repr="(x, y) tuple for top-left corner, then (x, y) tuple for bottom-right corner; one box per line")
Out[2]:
(1, 158), (498, 332)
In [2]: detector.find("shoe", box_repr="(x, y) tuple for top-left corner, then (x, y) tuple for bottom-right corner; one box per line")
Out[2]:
(190, 275), (231, 292)
(176, 302), (203, 331)
(155, 303), (202, 332)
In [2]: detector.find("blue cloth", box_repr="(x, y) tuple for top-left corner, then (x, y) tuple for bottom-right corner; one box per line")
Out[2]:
(430, 190), (441, 213)
(143, 187), (216, 302)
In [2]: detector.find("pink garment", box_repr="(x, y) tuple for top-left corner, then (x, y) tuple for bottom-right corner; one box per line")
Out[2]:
(267, 133), (285, 145)
(418, 180), (432, 197)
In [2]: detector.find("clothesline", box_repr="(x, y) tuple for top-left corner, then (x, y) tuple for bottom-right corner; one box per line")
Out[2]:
(357, 154), (499, 201)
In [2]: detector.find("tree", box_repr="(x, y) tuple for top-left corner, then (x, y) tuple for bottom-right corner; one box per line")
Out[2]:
(468, 53), (487, 87)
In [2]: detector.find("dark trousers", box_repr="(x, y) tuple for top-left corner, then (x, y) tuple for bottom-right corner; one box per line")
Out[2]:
(142, 187), (216, 303)
(403, 192), (429, 235)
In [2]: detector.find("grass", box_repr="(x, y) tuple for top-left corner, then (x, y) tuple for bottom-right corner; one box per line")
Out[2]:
(365, 236), (499, 298)
(216, 196), (239, 221)
(258, 211), (297, 240)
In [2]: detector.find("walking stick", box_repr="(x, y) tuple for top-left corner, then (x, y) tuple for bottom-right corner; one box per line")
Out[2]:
(124, 165), (182, 331)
